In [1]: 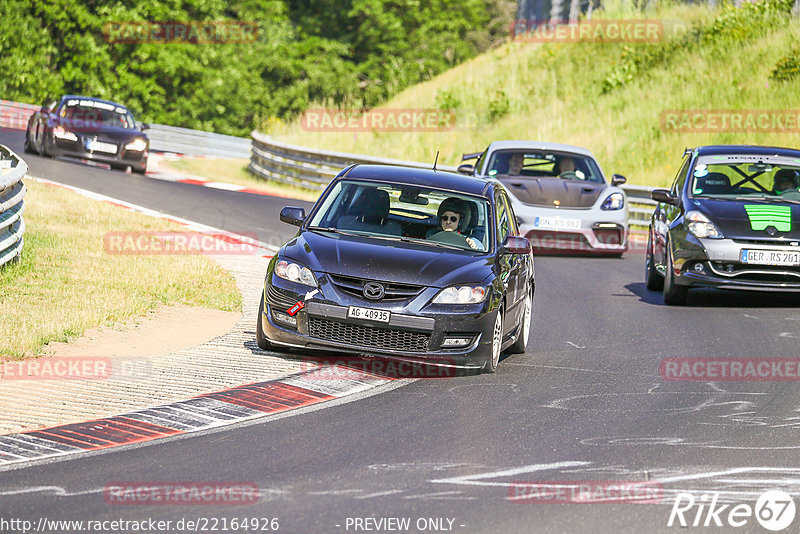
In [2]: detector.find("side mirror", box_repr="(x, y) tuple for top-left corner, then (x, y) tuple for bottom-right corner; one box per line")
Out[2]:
(140, 122), (150, 131)
(502, 235), (531, 255)
(611, 174), (627, 186)
(457, 164), (474, 175)
(280, 206), (305, 227)
(651, 188), (679, 206)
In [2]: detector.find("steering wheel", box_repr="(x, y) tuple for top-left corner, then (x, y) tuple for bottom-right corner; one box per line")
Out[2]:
(558, 171), (579, 180)
(428, 230), (472, 248)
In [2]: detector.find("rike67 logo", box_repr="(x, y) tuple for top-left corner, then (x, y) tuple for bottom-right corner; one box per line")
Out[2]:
(668, 490), (796, 531)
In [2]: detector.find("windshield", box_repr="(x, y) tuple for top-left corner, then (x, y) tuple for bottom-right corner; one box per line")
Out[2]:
(484, 149), (604, 183)
(59, 99), (137, 129)
(308, 180), (491, 252)
(690, 156), (800, 202)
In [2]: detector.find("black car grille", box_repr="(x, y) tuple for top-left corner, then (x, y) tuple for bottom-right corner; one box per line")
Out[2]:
(708, 261), (800, 281)
(307, 317), (430, 352)
(328, 274), (424, 301)
(267, 284), (297, 310)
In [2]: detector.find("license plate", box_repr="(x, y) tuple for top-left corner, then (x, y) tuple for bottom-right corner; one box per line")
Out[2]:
(347, 306), (390, 323)
(87, 140), (117, 154)
(740, 249), (800, 266)
(534, 216), (581, 230)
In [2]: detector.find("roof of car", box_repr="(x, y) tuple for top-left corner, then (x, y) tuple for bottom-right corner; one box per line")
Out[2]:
(694, 145), (800, 158)
(485, 140), (596, 158)
(60, 95), (130, 110)
(342, 164), (494, 197)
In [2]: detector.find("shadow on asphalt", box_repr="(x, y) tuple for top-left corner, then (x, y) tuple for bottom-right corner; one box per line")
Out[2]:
(243, 338), (477, 379)
(625, 282), (800, 308)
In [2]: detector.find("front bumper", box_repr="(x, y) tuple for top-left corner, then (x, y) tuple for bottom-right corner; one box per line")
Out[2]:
(49, 137), (148, 170)
(673, 237), (800, 292)
(517, 206), (628, 254)
(260, 279), (496, 369)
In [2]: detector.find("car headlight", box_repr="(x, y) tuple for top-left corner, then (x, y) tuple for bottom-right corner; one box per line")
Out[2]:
(275, 260), (317, 287)
(601, 192), (625, 210)
(125, 138), (147, 151)
(432, 286), (487, 305)
(53, 126), (77, 142)
(685, 210), (723, 239)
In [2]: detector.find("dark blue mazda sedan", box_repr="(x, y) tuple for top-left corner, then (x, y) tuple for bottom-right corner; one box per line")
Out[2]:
(256, 164), (535, 373)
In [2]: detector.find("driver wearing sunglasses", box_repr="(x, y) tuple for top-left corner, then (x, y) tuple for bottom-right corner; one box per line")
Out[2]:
(436, 198), (479, 249)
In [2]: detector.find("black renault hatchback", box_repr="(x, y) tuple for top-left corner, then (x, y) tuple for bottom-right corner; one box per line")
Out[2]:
(257, 164), (535, 373)
(646, 145), (800, 305)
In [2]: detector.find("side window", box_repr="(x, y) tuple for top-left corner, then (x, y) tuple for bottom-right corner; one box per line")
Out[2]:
(502, 192), (519, 236)
(496, 192), (511, 244)
(671, 156), (691, 197)
(474, 152), (485, 175)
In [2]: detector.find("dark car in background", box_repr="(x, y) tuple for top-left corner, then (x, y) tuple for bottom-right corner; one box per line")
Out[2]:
(646, 145), (800, 305)
(256, 164), (535, 373)
(24, 95), (149, 174)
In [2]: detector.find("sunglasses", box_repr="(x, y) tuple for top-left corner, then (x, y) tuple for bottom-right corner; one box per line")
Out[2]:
(442, 215), (460, 223)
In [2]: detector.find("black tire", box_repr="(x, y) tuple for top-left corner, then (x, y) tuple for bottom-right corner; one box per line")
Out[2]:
(256, 292), (270, 350)
(23, 130), (33, 154)
(133, 165), (147, 175)
(663, 240), (688, 305)
(483, 309), (503, 373)
(509, 289), (532, 354)
(645, 232), (664, 291)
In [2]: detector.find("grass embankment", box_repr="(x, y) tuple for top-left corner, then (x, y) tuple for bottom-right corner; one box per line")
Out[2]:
(0, 180), (241, 359)
(163, 157), (320, 202)
(267, 0), (800, 187)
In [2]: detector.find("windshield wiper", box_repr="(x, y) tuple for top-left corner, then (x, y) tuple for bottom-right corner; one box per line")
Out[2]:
(308, 226), (359, 236)
(732, 196), (800, 205)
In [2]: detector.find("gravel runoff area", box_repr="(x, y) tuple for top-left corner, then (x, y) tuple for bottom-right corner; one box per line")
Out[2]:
(0, 252), (313, 435)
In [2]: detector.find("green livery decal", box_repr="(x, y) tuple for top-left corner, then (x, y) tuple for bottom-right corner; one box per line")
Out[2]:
(744, 204), (792, 232)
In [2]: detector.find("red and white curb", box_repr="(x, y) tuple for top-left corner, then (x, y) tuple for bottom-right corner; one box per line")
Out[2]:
(0, 366), (395, 467)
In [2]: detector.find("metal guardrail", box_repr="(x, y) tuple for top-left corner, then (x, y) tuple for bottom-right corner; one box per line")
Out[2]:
(250, 130), (656, 230)
(250, 131), (457, 191)
(144, 124), (251, 158)
(0, 145), (28, 268)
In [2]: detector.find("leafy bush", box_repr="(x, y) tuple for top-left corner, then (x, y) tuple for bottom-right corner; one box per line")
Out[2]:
(771, 49), (800, 81)
(488, 89), (510, 120)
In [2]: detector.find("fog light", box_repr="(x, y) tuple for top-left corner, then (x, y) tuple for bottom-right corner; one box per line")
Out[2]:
(693, 263), (704, 273)
(442, 336), (472, 348)
(272, 310), (297, 327)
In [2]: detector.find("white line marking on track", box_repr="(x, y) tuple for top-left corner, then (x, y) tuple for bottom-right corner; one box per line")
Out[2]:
(429, 461), (591, 487)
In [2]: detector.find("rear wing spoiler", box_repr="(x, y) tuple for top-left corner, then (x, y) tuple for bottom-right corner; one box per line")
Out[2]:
(461, 151), (482, 162)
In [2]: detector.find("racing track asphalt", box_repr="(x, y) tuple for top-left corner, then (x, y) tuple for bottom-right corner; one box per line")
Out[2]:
(2, 129), (800, 533)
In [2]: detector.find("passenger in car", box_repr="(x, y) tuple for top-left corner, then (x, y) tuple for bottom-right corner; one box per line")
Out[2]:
(773, 168), (800, 194)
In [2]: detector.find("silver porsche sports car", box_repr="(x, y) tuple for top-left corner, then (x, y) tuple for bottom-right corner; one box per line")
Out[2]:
(459, 141), (629, 256)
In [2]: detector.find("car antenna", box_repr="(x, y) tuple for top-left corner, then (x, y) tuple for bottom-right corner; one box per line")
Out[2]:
(433, 151), (439, 172)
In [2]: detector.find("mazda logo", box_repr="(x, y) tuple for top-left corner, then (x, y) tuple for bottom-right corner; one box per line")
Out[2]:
(363, 282), (385, 300)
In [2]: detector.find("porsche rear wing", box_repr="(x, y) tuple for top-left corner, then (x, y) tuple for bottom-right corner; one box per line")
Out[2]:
(461, 151), (482, 162)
